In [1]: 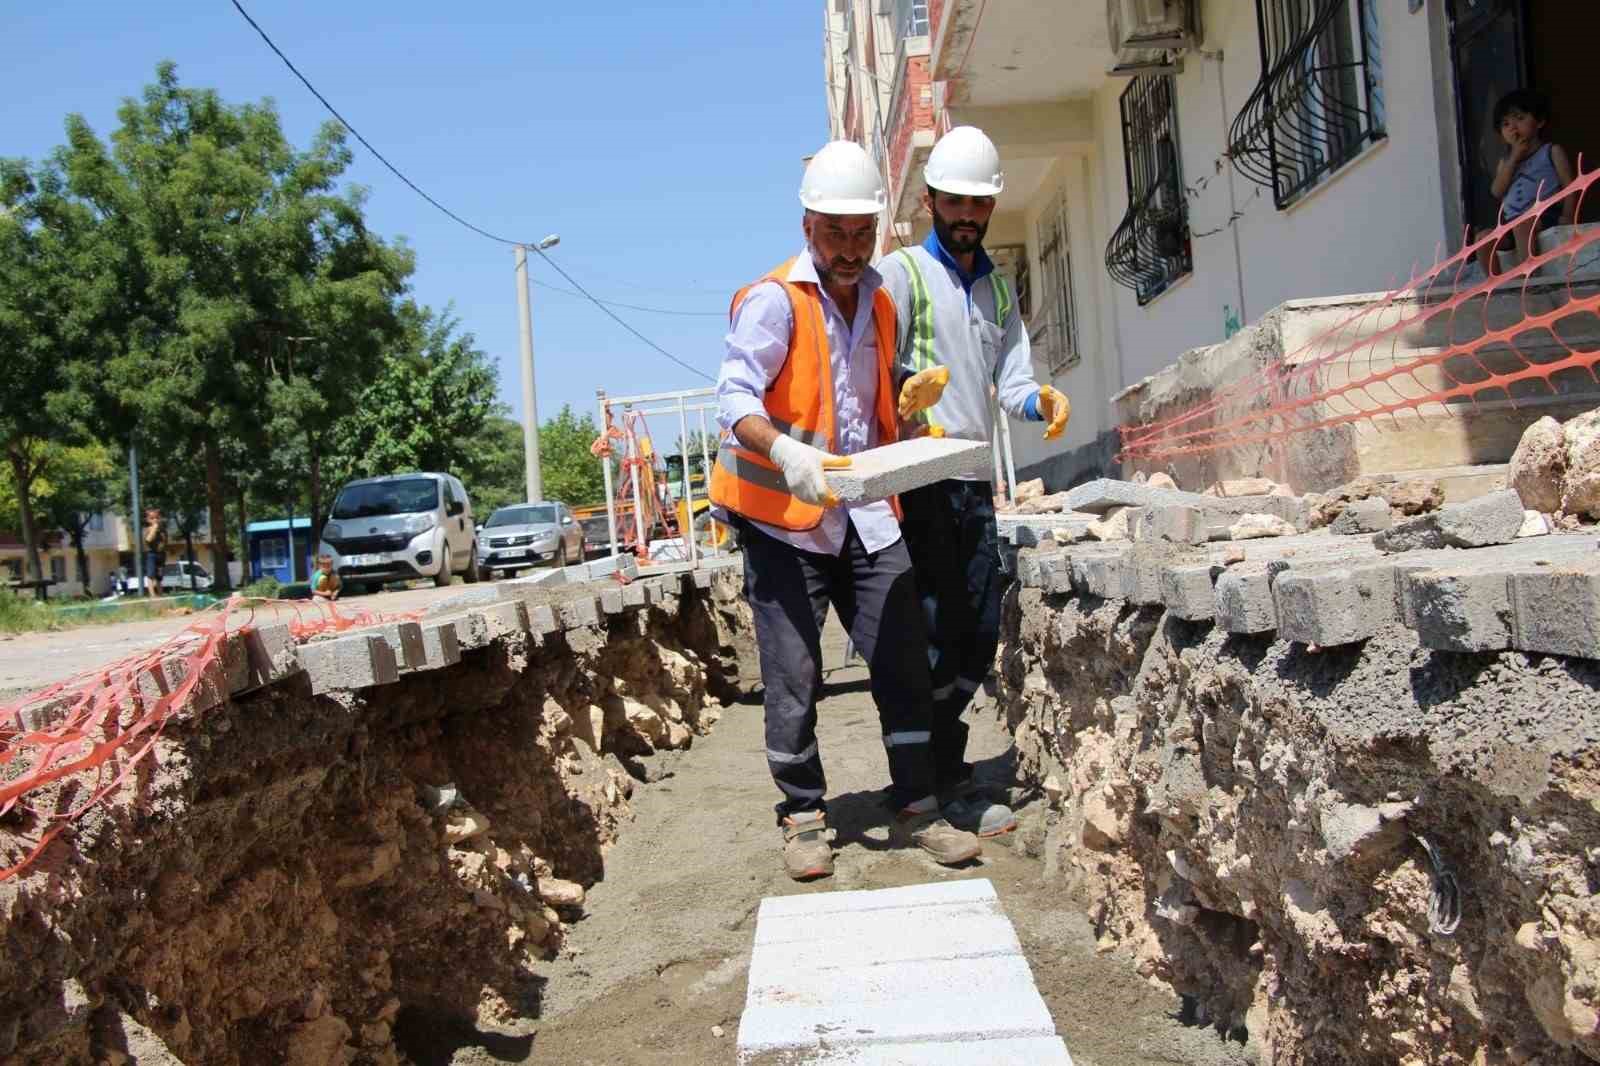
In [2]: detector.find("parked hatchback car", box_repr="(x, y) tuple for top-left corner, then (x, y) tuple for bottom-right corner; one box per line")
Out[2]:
(159, 561), (214, 592)
(318, 473), (479, 591)
(476, 501), (584, 579)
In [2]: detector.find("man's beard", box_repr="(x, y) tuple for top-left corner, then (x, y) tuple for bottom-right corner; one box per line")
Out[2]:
(933, 209), (987, 255)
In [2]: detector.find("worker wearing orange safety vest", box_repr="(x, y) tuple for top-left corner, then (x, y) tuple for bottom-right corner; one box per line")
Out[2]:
(710, 140), (981, 881)
(877, 126), (1072, 839)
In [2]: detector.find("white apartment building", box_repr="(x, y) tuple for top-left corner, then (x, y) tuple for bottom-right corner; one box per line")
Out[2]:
(826, 0), (1600, 490)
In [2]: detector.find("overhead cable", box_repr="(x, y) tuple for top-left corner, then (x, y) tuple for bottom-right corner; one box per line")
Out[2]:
(229, 0), (714, 379)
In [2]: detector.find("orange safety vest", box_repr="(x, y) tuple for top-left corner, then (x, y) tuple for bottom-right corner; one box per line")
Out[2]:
(709, 258), (900, 531)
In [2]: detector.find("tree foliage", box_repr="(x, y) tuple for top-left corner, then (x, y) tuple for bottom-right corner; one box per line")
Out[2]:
(0, 158), (111, 580)
(325, 303), (498, 488)
(55, 62), (413, 589)
(538, 405), (607, 508)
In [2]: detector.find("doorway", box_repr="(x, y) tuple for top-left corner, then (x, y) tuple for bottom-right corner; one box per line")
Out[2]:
(1449, 0), (1600, 232)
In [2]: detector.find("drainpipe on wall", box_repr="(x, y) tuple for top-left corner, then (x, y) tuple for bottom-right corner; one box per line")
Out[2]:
(1204, 49), (1249, 327)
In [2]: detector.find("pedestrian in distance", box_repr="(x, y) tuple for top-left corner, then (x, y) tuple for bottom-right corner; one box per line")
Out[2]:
(709, 139), (983, 881)
(142, 508), (167, 597)
(878, 125), (1072, 838)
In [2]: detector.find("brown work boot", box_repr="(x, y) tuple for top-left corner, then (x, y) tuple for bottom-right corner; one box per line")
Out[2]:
(781, 811), (833, 881)
(893, 803), (982, 865)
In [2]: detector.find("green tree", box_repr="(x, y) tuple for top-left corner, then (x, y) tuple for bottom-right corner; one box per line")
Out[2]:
(325, 302), (498, 489)
(538, 405), (607, 507)
(57, 62), (412, 591)
(0, 159), (108, 583)
(38, 443), (118, 590)
(460, 415), (526, 516)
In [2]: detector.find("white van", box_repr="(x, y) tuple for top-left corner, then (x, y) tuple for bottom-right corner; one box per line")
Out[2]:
(317, 473), (479, 591)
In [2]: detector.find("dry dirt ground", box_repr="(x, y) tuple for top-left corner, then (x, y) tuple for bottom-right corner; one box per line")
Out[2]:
(402, 619), (1258, 1066)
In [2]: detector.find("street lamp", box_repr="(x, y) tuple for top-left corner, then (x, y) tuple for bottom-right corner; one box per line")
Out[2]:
(515, 234), (560, 504)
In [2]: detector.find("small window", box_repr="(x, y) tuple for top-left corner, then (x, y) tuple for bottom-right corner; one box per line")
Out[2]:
(1227, 0), (1386, 208)
(1106, 74), (1191, 306)
(1034, 197), (1079, 375)
(260, 537), (289, 569)
(88, 512), (104, 532)
(50, 556), (67, 583)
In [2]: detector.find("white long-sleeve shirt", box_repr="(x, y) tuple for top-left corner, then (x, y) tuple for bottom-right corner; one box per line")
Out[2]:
(714, 248), (901, 556)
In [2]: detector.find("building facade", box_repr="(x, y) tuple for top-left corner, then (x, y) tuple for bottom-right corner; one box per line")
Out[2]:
(824, 0), (1600, 489)
(1, 510), (223, 598)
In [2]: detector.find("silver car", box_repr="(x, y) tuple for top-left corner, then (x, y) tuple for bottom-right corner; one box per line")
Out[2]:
(318, 473), (479, 590)
(476, 501), (584, 579)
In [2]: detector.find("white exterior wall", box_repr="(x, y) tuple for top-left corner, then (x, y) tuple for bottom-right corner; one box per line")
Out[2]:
(1097, 0), (1449, 388)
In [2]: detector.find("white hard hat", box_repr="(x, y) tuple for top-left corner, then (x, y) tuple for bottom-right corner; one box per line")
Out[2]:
(923, 126), (1005, 197)
(799, 141), (887, 215)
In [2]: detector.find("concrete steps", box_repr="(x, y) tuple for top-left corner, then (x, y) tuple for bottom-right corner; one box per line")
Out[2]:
(737, 879), (1073, 1065)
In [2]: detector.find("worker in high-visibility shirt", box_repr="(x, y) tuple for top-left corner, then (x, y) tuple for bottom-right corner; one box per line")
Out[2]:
(879, 126), (1071, 838)
(710, 140), (982, 881)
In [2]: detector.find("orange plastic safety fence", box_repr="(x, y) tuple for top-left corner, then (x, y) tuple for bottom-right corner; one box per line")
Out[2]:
(1119, 167), (1600, 463)
(0, 594), (415, 881)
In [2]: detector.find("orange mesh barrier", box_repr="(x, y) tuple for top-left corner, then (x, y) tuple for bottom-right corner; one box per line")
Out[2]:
(1119, 167), (1600, 463)
(0, 595), (413, 880)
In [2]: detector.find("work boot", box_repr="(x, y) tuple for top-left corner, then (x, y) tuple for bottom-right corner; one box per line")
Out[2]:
(781, 811), (833, 881)
(892, 802), (981, 865)
(942, 788), (1018, 837)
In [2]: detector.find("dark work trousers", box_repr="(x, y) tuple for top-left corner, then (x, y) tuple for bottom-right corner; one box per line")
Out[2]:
(898, 478), (1003, 794)
(738, 520), (937, 824)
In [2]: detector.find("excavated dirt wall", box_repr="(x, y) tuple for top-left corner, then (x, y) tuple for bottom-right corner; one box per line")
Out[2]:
(997, 585), (1600, 1065)
(1, 572), (753, 1065)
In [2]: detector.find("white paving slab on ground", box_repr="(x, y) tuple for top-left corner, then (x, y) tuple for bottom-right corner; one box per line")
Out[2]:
(736, 879), (1073, 1065)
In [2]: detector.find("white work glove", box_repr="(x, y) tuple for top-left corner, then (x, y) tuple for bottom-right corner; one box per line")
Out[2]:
(767, 435), (851, 508)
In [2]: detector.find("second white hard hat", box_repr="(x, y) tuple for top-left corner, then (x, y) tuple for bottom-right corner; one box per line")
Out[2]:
(924, 126), (1005, 197)
(799, 141), (887, 215)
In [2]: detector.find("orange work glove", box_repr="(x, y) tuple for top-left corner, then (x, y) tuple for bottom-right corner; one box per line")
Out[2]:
(1037, 385), (1070, 441)
(897, 366), (950, 420)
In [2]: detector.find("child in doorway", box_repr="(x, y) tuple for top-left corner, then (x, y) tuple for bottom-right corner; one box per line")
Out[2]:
(310, 554), (342, 602)
(1477, 89), (1577, 276)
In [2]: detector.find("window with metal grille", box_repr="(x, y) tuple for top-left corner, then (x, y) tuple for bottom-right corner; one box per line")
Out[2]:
(1106, 74), (1191, 306)
(1227, 0), (1386, 209)
(1033, 198), (1078, 375)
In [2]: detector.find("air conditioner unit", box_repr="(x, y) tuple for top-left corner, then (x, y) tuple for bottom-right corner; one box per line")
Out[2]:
(1107, 0), (1198, 76)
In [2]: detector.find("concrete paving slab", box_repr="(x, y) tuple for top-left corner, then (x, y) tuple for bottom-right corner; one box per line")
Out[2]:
(600, 588), (625, 614)
(477, 601), (529, 642)
(1273, 566), (1388, 647)
(795, 1037), (1074, 1065)
(294, 633), (399, 695)
(1508, 558), (1600, 659)
(560, 596), (602, 630)
(1214, 565), (1278, 634)
(375, 621), (426, 671)
(1058, 478), (1212, 515)
(824, 437), (991, 503)
(527, 604), (560, 635)
(1120, 543), (1180, 606)
(1160, 562), (1221, 621)
(240, 622), (299, 688)
(1142, 504), (1207, 546)
(1404, 566), (1514, 652)
(418, 620), (462, 670)
(738, 879), (1069, 1064)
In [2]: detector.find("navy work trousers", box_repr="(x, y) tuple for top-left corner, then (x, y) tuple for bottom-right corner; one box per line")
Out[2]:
(897, 478), (1003, 793)
(739, 521), (937, 823)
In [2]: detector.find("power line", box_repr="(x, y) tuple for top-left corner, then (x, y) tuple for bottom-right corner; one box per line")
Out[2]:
(229, 0), (714, 379)
(530, 279), (723, 317)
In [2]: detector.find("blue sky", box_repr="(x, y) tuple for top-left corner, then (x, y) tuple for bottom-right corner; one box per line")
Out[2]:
(7, 2), (830, 428)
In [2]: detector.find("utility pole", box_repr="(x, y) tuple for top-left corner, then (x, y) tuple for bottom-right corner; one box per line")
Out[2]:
(128, 443), (145, 598)
(515, 235), (560, 503)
